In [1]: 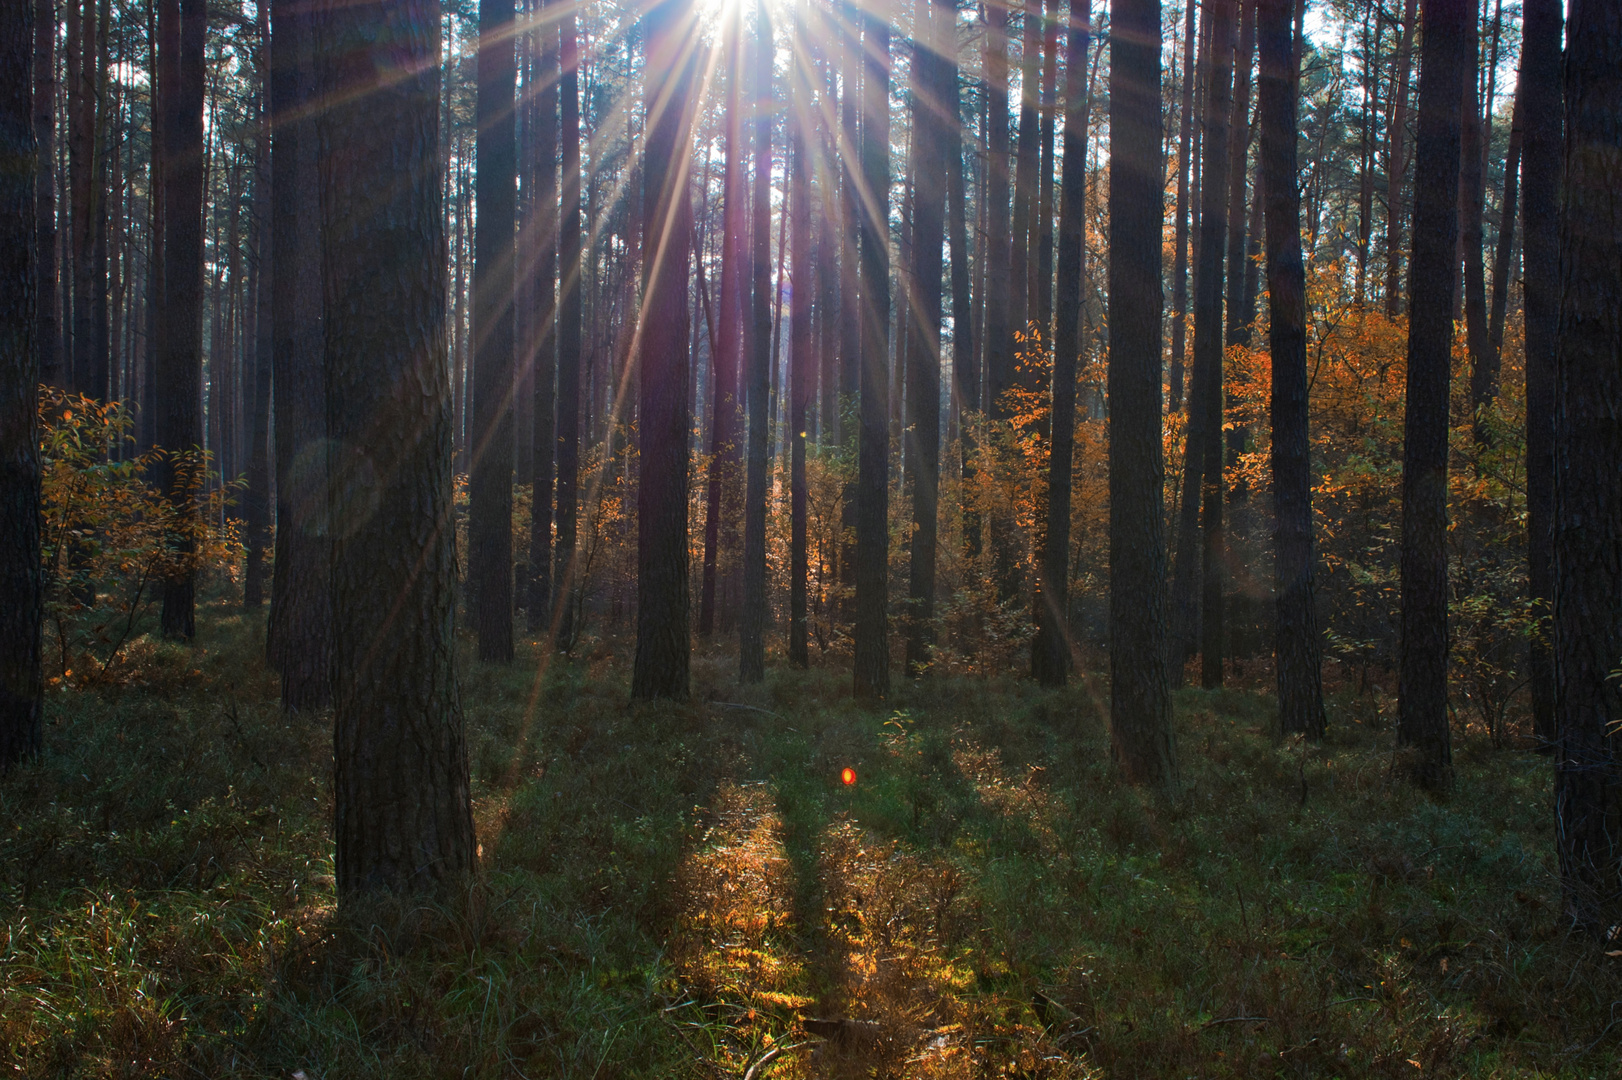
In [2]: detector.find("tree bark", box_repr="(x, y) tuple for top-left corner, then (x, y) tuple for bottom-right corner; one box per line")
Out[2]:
(156, 0), (204, 642)
(788, 28), (812, 670)
(1552, 0), (1622, 939)
(740, 0), (773, 684)
(68, 0), (96, 397)
(1224, 0), (1255, 349)
(1010, 0), (1039, 354)
(470, 0), (517, 662)
(244, 20), (273, 610)
(1171, 0), (1234, 687)
(1520, 0), (1560, 750)
(1108, 0), (1175, 788)
(1034, 0), (1059, 338)
(1397, 0), (1470, 792)
(552, 5), (582, 650)
(267, 0), (330, 710)
(1032, 0), (1089, 689)
(1484, 88), (1520, 384)
(853, 5), (890, 699)
(1169, 0), (1199, 413)
(631, 0), (696, 700)
(983, 2), (1012, 420)
(1383, 0), (1417, 316)
(1, 0), (42, 769)
(527, 0), (558, 634)
(1258, 0), (1323, 739)
(1459, 9), (1489, 447)
(316, 0), (475, 899)
(33, 0), (57, 389)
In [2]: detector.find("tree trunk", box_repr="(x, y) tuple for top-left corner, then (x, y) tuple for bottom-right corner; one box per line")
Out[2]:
(740, 0), (773, 684)
(947, 67), (973, 430)
(1010, 0), (1039, 355)
(527, 0), (558, 633)
(552, 6), (582, 650)
(1032, 0), (1089, 689)
(156, 0), (204, 642)
(853, 6), (890, 699)
(1108, 0), (1175, 789)
(33, 0), (57, 389)
(1484, 87), (1520, 383)
(631, 0), (696, 700)
(1397, 0), (1470, 792)
(316, 0), (474, 899)
(470, 0), (516, 662)
(1, 0), (42, 769)
(788, 31), (812, 670)
(243, 19), (273, 610)
(267, 0), (330, 709)
(1171, 0), (1234, 687)
(1224, 0), (1254, 349)
(1520, 0), (1559, 750)
(699, 19), (745, 637)
(1258, 0), (1323, 739)
(1459, 10), (1490, 448)
(68, 0), (95, 397)
(1383, 0), (1417, 316)
(1169, 0), (1198, 413)
(1552, 0), (1622, 939)
(1034, 0), (1059, 338)
(983, 3), (1012, 420)
(904, 0), (949, 676)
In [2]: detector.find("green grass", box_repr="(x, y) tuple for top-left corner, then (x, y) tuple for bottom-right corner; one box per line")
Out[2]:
(4, 602), (1619, 1078)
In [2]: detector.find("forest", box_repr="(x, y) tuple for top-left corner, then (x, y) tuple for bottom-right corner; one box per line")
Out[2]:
(1, 0), (1620, 1074)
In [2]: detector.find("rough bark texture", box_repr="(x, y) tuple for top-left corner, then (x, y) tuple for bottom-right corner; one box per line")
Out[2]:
(243, 52), (273, 610)
(315, 0), (474, 899)
(1397, 0), (1470, 792)
(1, 0), (41, 769)
(982, 5), (1012, 421)
(788, 45), (811, 670)
(68, 0), (97, 398)
(267, 0), (330, 710)
(904, 0), (949, 677)
(1258, 0), (1323, 739)
(1383, 0), (1418, 316)
(527, 2), (558, 634)
(739, 1), (772, 684)
(470, 0), (516, 662)
(1459, 12), (1490, 445)
(1009, 0), (1039, 351)
(1032, 0), (1089, 689)
(32, 0), (57, 388)
(1483, 88), (1520, 392)
(156, 0), (204, 642)
(1520, 0), (1559, 749)
(1034, 0), (1058, 337)
(1552, 0), (1622, 939)
(1107, 0), (1175, 789)
(853, 8), (891, 699)
(1171, 0), (1234, 687)
(1169, 0), (1198, 412)
(552, 8), (582, 650)
(1224, 0), (1255, 349)
(631, 0), (695, 701)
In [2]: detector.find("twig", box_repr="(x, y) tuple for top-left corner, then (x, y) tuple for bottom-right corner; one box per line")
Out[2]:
(712, 702), (783, 720)
(1201, 1015), (1270, 1029)
(742, 1042), (806, 1080)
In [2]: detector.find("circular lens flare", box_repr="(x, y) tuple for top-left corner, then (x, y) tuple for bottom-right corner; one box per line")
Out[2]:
(841, 767), (856, 786)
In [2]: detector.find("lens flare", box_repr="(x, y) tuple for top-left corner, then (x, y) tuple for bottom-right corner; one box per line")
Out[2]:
(841, 767), (856, 786)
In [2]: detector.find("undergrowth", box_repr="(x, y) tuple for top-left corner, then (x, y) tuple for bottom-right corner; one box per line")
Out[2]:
(3, 603), (1618, 1078)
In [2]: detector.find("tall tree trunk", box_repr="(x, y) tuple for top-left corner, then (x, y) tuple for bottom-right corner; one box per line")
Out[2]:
(141, 0), (160, 453)
(1171, 0), (1234, 687)
(904, 0), (949, 676)
(816, 47), (838, 449)
(470, 0), (516, 662)
(1258, 0), (1322, 738)
(740, 0), (773, 683)
(947, 65), (973, 429)
(1459, 9), (1490, 447)
(156, 0), (203, 641)
(699, 18), (745, 637)
(1034, 0), (1058, 338)
(1383, 0), (1418, 316)
(243, 18), (272, 610)
(316, 0), (474, 900)
(1224, 0), (1254, 348)
(853, 4), (890, 698)
(91, 0), (107, 405)
(983, 2), (1012, 420)
(552, 5), (582, 650)
(1032, 0), (1089, 688)
(1551, 0), (1622, 940)
(1397, 0), (1470, 792)
(1483, 88), (1520, 386)
(632, 0), (696, 700)
(1520, 0), (1559, 750)
(68, 0), (94, 397)
(1, 0), (42, 769)
(1169, 0), (1199, 412)
(1354, 4), (1378, 304)
(1108, 0), (1175, 788)
(267, 0), (330, 709)
(33, 0), (57, 389)
(1010, 0), (1039, 354)
(527, 0), (558, 633)
(788, 26), (812, 670)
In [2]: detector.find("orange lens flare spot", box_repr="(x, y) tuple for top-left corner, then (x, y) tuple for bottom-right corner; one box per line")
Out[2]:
(841, 767), (857, 786)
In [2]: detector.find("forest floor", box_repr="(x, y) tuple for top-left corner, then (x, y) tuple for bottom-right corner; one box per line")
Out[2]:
(3, 597), (1619, 1079)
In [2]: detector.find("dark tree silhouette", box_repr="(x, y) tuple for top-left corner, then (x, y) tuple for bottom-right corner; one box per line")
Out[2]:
(1258, 0), (1323, 739)
(1, 0), (41, 770)
(630, 0), (696, 701)
(244, 32), (273, 609)
(527, 1), (559, 635)
(982, 3), (1011, 422)
(740, 0), (772, 684)
(32, 0), (57, 388)
(1397, 0), (1471, 791)
(155, 0), (204, 642)
(552, 5), (582, 650)
(1520, 0), (1560, 749)
(1168, 0), (1197, 412)
(1032, 0), (1090, 689)
(1382, 0), (1417, 316)
(1459, 12), (1490, 444)
(317, 0), (474, 898)
(1551, 0), (1622, 940)
(788, 33), (811, 670)
(267, 0), (330, 710)
(853, 6), (891, 699)
(469, 0), (517, 662)
(1108, 0), (1175, 788)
